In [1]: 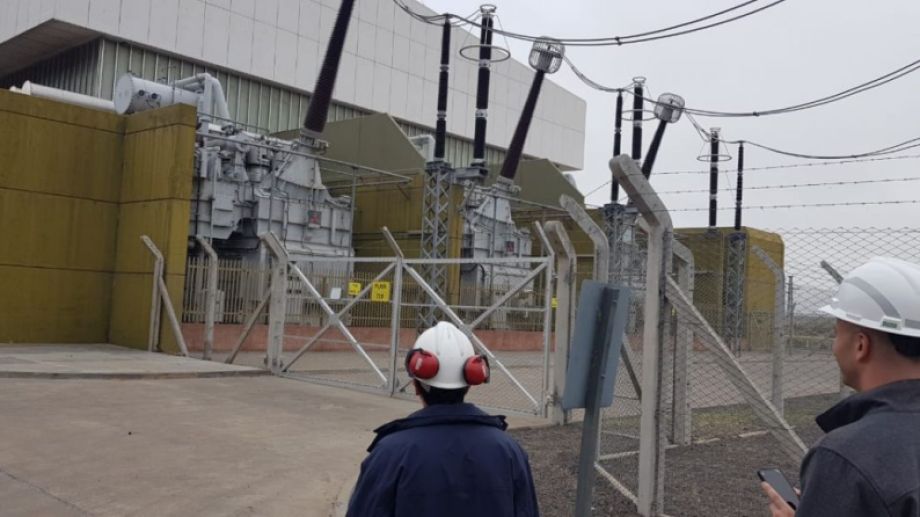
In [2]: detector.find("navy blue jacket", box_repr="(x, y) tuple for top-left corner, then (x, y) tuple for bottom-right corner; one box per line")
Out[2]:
(797, 379), (920, 516)
(346, 403), (539, 517)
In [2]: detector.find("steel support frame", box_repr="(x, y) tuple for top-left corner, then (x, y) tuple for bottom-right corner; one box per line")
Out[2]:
(724, 232), (747, 355)
(419, 162), (452, 329)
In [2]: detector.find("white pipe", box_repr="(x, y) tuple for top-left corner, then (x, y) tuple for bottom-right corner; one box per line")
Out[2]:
(18, 82), (115, 112)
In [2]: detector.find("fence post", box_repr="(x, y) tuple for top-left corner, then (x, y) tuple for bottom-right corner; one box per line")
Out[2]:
(141, 236), (190, 357)
(753, 246), (786, 415)
(389, 254), (404, 396)
(545, 221), (576, 425)
(560, 194), (643, 404)
(671, 241), (695, 445)
(261, 233), (289, 374)
(195, 236), (219, 361)
(819, 261), (850, 399)
(533, 222), (557, 419)
(610, 156), (670, 516)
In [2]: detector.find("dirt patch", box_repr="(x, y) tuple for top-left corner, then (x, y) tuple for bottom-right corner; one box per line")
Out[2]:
(510, 393), (836, 516)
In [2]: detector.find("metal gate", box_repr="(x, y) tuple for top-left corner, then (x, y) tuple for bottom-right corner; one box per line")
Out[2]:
(255, 231), (556, 416)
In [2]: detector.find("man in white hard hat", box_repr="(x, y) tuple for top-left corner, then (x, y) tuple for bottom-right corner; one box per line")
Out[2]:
(346, 321), (539, 517)
(762, 257), (920, 516)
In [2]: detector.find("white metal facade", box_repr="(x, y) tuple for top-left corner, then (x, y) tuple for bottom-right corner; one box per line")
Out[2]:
(0, 0), (586, 170)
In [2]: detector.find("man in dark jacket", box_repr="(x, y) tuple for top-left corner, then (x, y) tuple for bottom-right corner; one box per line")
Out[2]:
(762, 257), (920, 516)
(346, 322), (539, 517)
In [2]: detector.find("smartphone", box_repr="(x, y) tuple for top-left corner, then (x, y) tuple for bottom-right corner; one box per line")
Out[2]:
(758, 468), (799, 509)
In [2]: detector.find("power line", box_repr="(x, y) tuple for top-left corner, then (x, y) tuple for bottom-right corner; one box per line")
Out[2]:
(565, 54), (920, 117)
(393, 0), (787, 47)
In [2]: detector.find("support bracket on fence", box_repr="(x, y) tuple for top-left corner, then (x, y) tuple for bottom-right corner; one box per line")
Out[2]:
(260, 233), (289, 374)
(753, 246), (786, 416)
(671, 240), (695, 446)
(820, 260), (844, 285)
(225, 291), (269, 364)
(560, 194), (643, 406)
(141, 236), (190, 357)
(610, 154), (671, 516)
(544, 221), (578, 422)
(195, 236), (218, 361)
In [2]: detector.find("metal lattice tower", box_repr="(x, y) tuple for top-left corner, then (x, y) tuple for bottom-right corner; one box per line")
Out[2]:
(419, 162), (452, 329)
(724, 231), (747, 355)
(605, 202), (642, 289)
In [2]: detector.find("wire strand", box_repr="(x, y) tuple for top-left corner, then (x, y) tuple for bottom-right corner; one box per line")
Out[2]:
(392, 0), (786, 47)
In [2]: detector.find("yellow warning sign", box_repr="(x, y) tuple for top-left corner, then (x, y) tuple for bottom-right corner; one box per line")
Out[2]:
(551, 297), (558, 309)
(348, 282), (362, 296)
(371, 281), (392, 302)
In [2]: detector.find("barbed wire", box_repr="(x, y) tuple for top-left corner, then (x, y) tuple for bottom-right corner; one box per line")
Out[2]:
(654, 153), (920, 175)
(668, 199), (919, 212)
(657, 176), (920, 194)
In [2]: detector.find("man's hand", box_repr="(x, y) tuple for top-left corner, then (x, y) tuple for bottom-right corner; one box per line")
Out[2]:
(761, 482), (796, 517)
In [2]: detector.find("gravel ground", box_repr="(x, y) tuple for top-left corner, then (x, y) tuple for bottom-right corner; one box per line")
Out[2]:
(510, 393), (838, 516)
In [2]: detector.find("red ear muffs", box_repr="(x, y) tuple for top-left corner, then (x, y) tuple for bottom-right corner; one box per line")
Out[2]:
(463, 355), (490, 385)
(405, 349), (439, 380)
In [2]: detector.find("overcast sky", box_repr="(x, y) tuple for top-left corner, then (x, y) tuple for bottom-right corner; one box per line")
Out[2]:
(419, 0), (920, 230)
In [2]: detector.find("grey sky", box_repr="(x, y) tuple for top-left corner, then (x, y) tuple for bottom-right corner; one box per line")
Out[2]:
(419, 0), (920, 230)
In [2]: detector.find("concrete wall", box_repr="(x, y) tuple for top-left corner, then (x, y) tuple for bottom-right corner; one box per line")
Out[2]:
(0, 89), (124, 342)
(0, 90), (195, 350)
(109, 105), (196, 353)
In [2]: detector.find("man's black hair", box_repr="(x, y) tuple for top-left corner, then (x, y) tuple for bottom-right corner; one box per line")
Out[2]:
(415, 380), (469, 405)
(887, 331), (920, 360)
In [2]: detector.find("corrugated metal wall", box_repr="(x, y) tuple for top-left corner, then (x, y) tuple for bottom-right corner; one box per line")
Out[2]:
(1, 38), (514, 167)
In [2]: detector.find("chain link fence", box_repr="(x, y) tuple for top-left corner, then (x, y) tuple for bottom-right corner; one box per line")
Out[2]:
(591, 225), (920, 515)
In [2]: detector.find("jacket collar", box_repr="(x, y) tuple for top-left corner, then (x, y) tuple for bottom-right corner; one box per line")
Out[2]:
(816, 378), (920, 433)
(367, 403), (508, 452)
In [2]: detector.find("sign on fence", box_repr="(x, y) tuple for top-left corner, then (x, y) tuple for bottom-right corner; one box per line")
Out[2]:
(371, 281), (391, 302)
(348, 282), (362, 296)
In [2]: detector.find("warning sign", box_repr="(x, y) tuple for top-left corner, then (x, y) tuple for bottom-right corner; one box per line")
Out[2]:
(348, 282), (362, 296)
(551, 297), (558, 309)
(371, 281), (391, 302)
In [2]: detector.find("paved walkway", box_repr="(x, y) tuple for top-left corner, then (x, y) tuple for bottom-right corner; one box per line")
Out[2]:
(0, 344), (263, 379)
(0, 345), (545, 516)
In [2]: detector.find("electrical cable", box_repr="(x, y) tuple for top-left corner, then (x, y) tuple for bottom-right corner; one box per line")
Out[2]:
(392, 0), (786, 46)
(565, 54), (920, 117)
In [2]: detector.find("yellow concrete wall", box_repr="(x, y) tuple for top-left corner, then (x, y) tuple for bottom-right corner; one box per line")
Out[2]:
(0, 91), (124, 342)
(0, 90), (195, 350)
(675, 227), (785, 349)
(109, 105), (196, 353)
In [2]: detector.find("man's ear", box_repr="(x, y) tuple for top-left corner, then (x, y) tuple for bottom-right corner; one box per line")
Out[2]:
(855, 331), (873, 363)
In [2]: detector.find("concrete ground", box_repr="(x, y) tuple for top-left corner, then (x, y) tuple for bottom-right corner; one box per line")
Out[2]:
(0, 346), (545, 517)
(0, 344), (262, 378)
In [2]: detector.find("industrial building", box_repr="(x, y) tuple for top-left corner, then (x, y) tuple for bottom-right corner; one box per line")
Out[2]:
(0, 0), (585, 171)
(0, 0), (591, 348)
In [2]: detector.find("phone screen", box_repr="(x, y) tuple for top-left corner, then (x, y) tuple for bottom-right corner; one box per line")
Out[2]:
(758, 468), (799, 509)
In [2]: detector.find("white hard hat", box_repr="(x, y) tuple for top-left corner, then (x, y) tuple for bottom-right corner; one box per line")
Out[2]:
(820, 257), (920, 338)
(406, 322), (478, 389)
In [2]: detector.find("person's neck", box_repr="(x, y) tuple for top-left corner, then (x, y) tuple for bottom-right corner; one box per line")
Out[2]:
(857, 367), (920, 392)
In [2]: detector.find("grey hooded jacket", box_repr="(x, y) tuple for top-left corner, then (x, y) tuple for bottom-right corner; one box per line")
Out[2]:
(797, 379), (920, 516)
